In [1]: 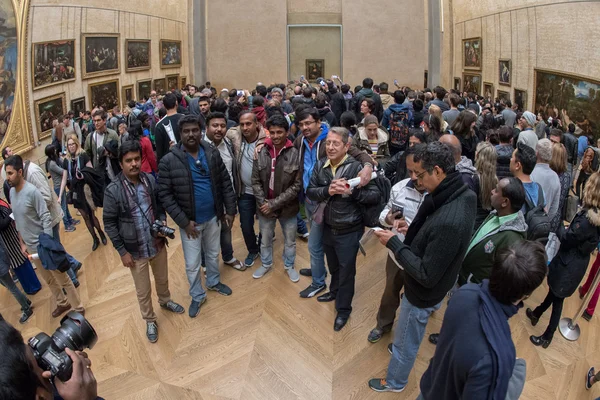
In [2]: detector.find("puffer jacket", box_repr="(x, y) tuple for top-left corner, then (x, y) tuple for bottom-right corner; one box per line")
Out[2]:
(354, 126), (390, 159)
(158, 142), (237, 229)
(495, 144), (513, 180)
(252, 139), (301, 219)
(306, 155), (380, 234)
(226, 124), (268, 196)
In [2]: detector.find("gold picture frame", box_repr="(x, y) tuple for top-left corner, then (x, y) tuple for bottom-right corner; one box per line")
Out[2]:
(125, 39), (151, 72)
(122, 84), (134, 104)
(137, 79), (152, 101)
(153, 78), (166, 94)
(180, 76), (186, 88)
(166, 74), (179, 91)
(32, 39), (76, 90)
(497, 90), (510, 102)
(34, 92), (66, 140)
(463, 37), (482, 71)
(514, 88), (527, 111)
(463, 73), (482, 95)
(81, 33), (120, 79)
(483, 82), (494, 100)
(159, 39), (182, 68)
(88, 78), (120, 110)
(499, 59), (511, 86)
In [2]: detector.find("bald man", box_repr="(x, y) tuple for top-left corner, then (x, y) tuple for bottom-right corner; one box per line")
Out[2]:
(439, 134), (480, 198)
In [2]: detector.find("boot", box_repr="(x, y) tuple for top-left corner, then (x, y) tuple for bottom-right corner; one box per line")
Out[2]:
(92, 236), (100, 251)
(99, 230), (107, 246)
(530, 334), (552, 348)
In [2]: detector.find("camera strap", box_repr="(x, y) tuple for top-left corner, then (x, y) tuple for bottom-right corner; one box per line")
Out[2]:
(120, 174), (155, 227)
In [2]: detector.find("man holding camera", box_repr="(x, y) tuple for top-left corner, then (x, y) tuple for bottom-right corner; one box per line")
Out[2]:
(103, 140), (185, 343)
(84, 109), (119, 187)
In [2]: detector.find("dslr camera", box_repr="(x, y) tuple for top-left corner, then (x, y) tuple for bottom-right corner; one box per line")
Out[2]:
(151, 220), (176, 239)
(28, 311), (98, 382)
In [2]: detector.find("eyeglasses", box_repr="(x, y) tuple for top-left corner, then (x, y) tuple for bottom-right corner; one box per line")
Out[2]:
(415, 170), (428, 180)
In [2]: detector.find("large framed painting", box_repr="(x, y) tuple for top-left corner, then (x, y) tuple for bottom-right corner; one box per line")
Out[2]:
(499, 59), (511, 86)
(463, 73), (481, 95)
(166, 74), (179, 91)
(70, 97), (86, 117)
(453, 77), (461, 92)
(153, 78), (166, 94)
(463, 37), (482, 70)
(180, 76), (186, 88)
(122, 85), (134, 104)
(81, 33), (119, 79)
(137, 79), (152, 101)
(159, 40), (182, 68)
(32, 40), (75, 90)
(306, 59), (324, 82)
(483, 82), (494, 101)
(125, 39), (150, 72)
(34, 93), (66, 140)
(497, 90), (510, 102)
(514, 89), (527, 111)
(534, 69), (600, 137)
(89, 79), (120, 110)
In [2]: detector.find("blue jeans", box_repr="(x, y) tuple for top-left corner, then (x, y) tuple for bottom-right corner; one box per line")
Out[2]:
(258, 214), (296, 268)
(386, 296), (442, 389)
(305, 200), (326, 286)
(200, 219), (234, 265)
(52, 223), (79, 285)
(54, 187), (75, 228)
(180, 216), (221, 302)
(238, 194), (260, 255)
(296, 213), (308, 235)
(0, 272), (31, 311)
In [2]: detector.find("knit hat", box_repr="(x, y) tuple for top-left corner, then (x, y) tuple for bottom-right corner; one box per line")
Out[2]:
(364, 115), (378, 126)
(271, 87), (283, 96)
(522, 111), (536, 127)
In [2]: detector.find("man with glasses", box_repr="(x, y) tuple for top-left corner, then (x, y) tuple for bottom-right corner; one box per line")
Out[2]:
(84, 109), (119, 187)
(270, 88), (292, 114)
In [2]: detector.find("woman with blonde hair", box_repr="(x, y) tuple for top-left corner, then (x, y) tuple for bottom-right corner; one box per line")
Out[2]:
(549, 143), (570, 232)
(427, 104), (448, 132)
(58, 134), (107, 251)
(527, 172), (600, 348)
(474, 141), (498, 229)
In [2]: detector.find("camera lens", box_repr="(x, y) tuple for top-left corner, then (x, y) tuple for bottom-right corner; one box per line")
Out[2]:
(52, 311), (98, 352)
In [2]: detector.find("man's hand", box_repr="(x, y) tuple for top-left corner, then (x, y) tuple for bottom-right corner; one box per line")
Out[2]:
(223, 214), (235, 228)
(328, 179), (351, 196)
(121, 252), (135, 268)
(169, 140), (176, 148)
(259, 202), (272, 215)
(393, 217), (408, 235)
(374, 229), (396, 246)
(20, 242), (28, 257)
(42, 348), (97, 400)
(384, 210), (402, 226)
(184, 221), (199, 239)
(356, 164), (374, 188)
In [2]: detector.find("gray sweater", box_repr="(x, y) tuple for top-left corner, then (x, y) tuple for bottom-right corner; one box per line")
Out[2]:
(531, 163), (561, 221)
(11, 181), (53, 247)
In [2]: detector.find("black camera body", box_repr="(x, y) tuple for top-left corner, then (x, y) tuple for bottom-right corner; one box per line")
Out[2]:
(28, 312), (97, 382)
(151, 220), (176, 239)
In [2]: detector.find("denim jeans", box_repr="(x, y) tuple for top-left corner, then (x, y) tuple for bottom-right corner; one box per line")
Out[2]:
(200, 219), (234, 265)
(296, 213), (308, 235)
(238, 194), (260, 255)
(0, 272), (31, 311)
(52, 223), (79, 285)
(305, 199), (326, 286)
(180, 216), (221, 302)
(386, 296), (442, 389)
(54, 187), (74, 228)
(258, 214), (296, 268)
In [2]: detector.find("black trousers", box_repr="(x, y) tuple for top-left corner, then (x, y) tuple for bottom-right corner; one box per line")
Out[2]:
(376, 254), (405, 331)
(533, 289), (565, 339)
(322, 227), (363, 318)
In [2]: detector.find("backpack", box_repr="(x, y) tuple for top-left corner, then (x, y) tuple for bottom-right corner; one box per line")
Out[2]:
(112, 114), (127, 130)
(362, 170), (392, 228)
(524, 183), (551, 244)
(388, 110), (411, 151)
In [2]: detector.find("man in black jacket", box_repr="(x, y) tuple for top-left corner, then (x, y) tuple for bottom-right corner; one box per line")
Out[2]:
(306, 127), (379, 331)
(369, 142), (477, 392)
(104, 140), (185, 342)
(158, 115), (237, 318)
(154, 92), (183, 163)
(354, 78), (383, 121)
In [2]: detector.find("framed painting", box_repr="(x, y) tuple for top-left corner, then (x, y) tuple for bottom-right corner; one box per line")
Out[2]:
(497, 90), (510, 102)
(454, 77), (461, 92)
(483, 82), (494, 101)
(166, 74), (179, 91)
(514, 88), (527, 111)
(153, 78), (166, 94)
(122, 84), (134, 104)
(81, 33), (119, 79)
(125, 39), (150, 72)
(32, 40), (76, 90)
(137, 79), (152, 101)
(34, 93), (66, 140)
(89, 78), (120, 110)
(463, 37), (482, 70)
(159, 40), (182, 68)
(463, 73), (482, 95)
(534, 69), (600, 138)
(306, 59), (324, 82)
(499, 59), (511, 86)
(70, 97), (86, 117)
(180, 76), (186, 88)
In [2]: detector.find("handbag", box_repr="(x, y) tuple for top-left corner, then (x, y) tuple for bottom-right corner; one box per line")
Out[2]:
(565, 192), (579, 223)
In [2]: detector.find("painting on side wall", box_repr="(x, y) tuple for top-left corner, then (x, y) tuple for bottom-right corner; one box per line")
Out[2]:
(497, 90), (510, 102)
(0, 4), (16, 137)
(463, 73), (481, 95)
(32, 40), (76, 90)
(159, 40), (181, 68)
(534, 69), (600, 138)
(137, 79), (152, 101)
(514, 89), (527, 112)
(89, 79), (119, 110)
(153, 78), (166, 94)
(70, 97), (86, 117)
(454, 78), (461, 92)
(35, 93), (66, 139)
(499, 59), (511, 86)
(180, 76), (186, 88)
(483, 83), (494, 101)
(166, 74), (179, 91)
(463, 38), (482, 70)
(306, 59), (324, 82)
(122, 85), (134, 104)
(82, 33), (119, 79)
(126, 39), (150, 72)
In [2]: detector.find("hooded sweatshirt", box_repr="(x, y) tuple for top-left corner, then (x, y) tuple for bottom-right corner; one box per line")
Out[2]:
(381, 103), (413, 132)
(253, 106), (267, 128)
(380, 93), (393, 110)
(301, 123), (329, 194)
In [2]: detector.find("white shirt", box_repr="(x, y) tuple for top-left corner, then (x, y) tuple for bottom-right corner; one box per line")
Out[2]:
(205, 136), (234, 186)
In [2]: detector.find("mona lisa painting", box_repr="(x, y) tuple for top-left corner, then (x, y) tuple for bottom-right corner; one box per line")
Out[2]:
(306, 59), (324, 82)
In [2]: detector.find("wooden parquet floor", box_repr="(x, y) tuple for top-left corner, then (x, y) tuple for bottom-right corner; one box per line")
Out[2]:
(1, 213), (600, 399)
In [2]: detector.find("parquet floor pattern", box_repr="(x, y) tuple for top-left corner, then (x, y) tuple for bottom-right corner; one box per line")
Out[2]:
(1, 212), (599, 399)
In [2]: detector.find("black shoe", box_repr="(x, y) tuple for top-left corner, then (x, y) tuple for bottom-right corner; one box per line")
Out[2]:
(579, 286), (585, 300)
(429, 333), (440, 345)
(160, 300), (185, 314)
(99, 231), (107, 246)
(387, 343), (393, 355)
(92, 237), (100, 251)
(367, 327), (386, 344)
(19, 308), (33, 324)
(582, 310), (593, 321)
(317, 292), (336, 302)
(530, 334), (552, 348)
(207, 282), (232, 296)
(299, 268), (312, 277)
(189, 297), (207, 318)
(299, 283), (326, 298)
(526, 308), (539, 326)
(334, 315), (348, 331)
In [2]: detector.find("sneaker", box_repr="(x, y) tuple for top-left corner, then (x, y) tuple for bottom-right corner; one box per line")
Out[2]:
(207, 282), (232, 296)
(297, 232), (310, 239)
(299, 283), (326, 298)
(71, 219), (81, 226)
(160, 300), (185, 314)
(189, 297), (207, 318)
(368, 378), (405, 393)
(253, 264), (272, 279)
(299, 268), (312, 277)
(72, 262), (83, 275)
(65, 225), (76, 232)
(367, 327), (385, 344)
(19, 308), (33, 324)
(12, 275), (18, 283)
(146, 322), (158, 343)
(286, 267), (300, 283)
(244, 253), (259, 267)
(224, 258), (246, 271)
(387, 343), (393, 355)
(73, 280), (80, 288)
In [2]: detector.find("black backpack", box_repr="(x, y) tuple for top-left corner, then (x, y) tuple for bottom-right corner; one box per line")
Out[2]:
(111, 114), (127, 130)
(362, 170), (392, 227)
(524, 183), (551, 244)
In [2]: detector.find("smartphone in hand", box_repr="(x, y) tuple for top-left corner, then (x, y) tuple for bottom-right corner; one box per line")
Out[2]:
(391, 203), (404, 219)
